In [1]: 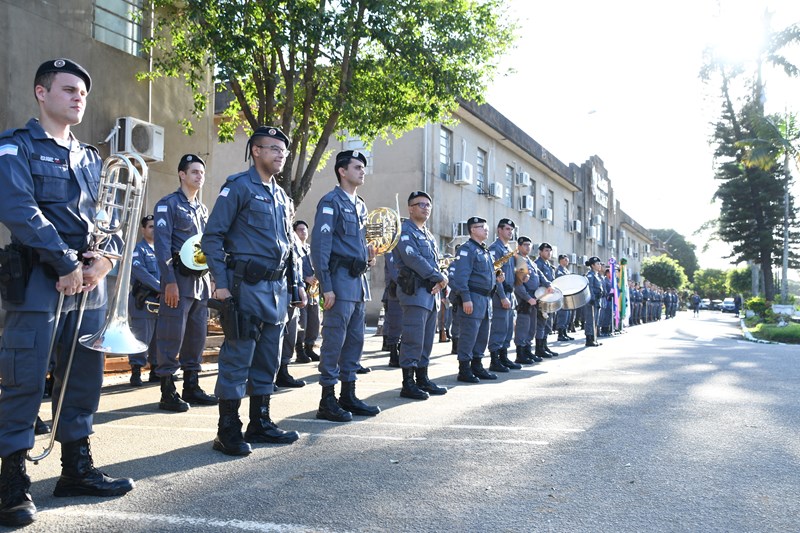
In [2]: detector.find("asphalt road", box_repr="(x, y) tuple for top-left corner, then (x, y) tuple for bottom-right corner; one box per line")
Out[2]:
(16, 310), (800, 532)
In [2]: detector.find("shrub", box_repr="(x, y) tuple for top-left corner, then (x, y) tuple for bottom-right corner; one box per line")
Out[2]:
(746, 296), (768, 317)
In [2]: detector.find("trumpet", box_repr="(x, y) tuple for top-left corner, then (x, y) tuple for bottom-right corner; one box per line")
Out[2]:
(366, 194), (401, 256)
(29, 153), (149, 464)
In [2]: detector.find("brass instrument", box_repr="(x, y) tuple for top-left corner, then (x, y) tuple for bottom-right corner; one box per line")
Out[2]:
(493, 250), (515, 276)
(365, 194), (401, 256)
(514, 254), (530, 286)
(179, 233), (208, 271)
(306, 279), (319, 300)
(438, 256), (456, 271)
(145, 301), (160, 314)
(29, 153), (149, 464)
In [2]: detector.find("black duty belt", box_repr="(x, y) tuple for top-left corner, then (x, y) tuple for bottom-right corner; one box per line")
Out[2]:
(468, 284), (493, 297)
(330, 253), (368, 277)
(227, 257), (286, 283)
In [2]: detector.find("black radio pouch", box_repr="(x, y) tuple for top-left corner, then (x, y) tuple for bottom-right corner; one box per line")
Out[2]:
(0, 244), (31, 304)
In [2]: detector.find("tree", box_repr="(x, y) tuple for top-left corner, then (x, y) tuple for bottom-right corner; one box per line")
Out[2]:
(143, 0), (516, 206)
(693, 268), (727, 300)
(726, 266), (753, 297)
(700, 14), (800, 301)
(649, 229), (700, 281)
(640, 255), (688, 291)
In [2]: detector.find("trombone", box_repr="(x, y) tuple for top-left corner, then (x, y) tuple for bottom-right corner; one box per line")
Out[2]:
(28, 153), (149, 464)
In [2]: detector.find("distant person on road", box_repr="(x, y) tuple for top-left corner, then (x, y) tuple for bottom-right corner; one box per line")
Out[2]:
(690, 292), (701, 317)
(733, 294), (742, 317)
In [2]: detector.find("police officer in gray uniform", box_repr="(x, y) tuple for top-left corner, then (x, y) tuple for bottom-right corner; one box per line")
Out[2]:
(393, 191), (449, 400)
(127, 214), (160, 386)
(449, 216), (499, 383)
(293, 220), (320, 363)
(513, 237), (550, 364)
(311, 150), (379, 422)
(153, 154), (217, 412)
(554, 254), (574, 341)
(534, 242), (559, 357)
(584, 256), (605, 347)
(202, 126), (304, 456)
(487, 218), (521, 372)
(0, 58), (134, 527)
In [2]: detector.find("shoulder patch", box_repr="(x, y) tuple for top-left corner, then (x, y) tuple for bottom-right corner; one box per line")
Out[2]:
(0, 144), (19, 157)
(400, 234), (409, 241)
(322, 206), (334, 215)
(156, 205), (168, 213)
(219, 187), (230, 197)
(460, 250), (469, 257)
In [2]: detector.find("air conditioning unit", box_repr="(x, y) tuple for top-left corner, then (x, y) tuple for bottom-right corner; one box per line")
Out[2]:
(539, 208), (553, 221)
(453, 162), (474, 186)
(609, 239), (616, 250)
(453, 221), (469, 237)
(587, 226), (598, 241)
(570, 253), (577, 264)
(518, 195), (534, 212)
(488, 182), (503, 199)
(620, 229), (627, 240)
(582, 255), (588, 265)
(116, 117), (165, 162)
(570, 220), (582, 233)
(592, 214), (602, 226)
(515, 171), (531, 188)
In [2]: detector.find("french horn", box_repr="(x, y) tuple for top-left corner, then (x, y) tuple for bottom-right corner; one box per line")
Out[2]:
(365, 194), (401, 256)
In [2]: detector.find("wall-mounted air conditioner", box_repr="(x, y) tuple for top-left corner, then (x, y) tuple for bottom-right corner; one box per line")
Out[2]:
(570, 253), (577, 264)
(116, 116), (165, 162)
(608, 239), (616, 250)
(587, 226), (598, 241)
(453, 161), (474, 185)
(539, 208), (553, 221)
(592, 214), (602, 226)
(620, 229), (627, 240)
(570, 219), (582, 233)
(515, 171), (531, 187)
(518, 195), (534, 212)
(488, 182), (503, 199)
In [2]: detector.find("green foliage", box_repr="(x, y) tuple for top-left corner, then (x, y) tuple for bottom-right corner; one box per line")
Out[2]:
(143, 0), (516, 206)
(640, 255), (688, 290)
(745, 296), (768, 317)
(649, 229), (700, 281)
(726, 266), (752, 297)
(692, 268), (727, 299)
(748, 322), (800, 344)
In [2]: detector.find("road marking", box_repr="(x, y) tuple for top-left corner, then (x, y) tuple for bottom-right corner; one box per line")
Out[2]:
(39, 508), (337, 532)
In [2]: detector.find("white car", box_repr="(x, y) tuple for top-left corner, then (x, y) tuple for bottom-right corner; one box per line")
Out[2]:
(698, 298), (711, 310)
(721, 297), (736, 313)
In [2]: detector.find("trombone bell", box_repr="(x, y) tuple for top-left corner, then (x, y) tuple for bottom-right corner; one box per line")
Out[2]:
(80, 315), (148, 354)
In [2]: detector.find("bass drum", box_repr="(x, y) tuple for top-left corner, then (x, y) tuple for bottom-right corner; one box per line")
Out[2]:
(551, 274), (590, 310)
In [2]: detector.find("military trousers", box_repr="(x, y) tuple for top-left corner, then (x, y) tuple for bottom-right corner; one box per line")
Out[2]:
(455, 305), (490, 362)
(0, 306), (105, 457)
(155, 295), (208, 376)
(318, 299), (365, 387)
(398, 304), (437, 368)
(488, 305), (515, 352)
(514, 308), (537, 347)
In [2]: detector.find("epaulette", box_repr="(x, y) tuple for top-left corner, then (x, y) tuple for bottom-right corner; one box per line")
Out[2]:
(82, 142), (100, 155)
(0, 126), (27, 141)
(224, 171), (249, 184)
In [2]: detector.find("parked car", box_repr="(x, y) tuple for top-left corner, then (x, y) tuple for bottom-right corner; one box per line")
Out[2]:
(721, 297), (736, 313)
(699, 298), (711, 310)
(711, 299), (723, 310)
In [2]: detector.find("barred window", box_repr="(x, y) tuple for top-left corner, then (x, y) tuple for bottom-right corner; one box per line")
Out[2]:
(476, 148), (486, 193)
(439, 128), (452, 180)
(93, 0), (146, 58)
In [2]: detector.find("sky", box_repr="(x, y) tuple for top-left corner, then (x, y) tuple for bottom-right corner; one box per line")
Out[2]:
(485, 0), (800, 272)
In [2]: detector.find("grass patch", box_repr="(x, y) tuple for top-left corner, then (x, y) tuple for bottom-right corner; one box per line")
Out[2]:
(747, 322), (800, 343)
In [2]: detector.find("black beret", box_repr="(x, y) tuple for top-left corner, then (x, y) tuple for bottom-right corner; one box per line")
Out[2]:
(335, 150), (367, 167)
(35, 58), (92, 93)
(251, 126), (290, 146)
(140, 214), (154, 227)
(585, 256), (601, 266)
(466, 216), (487, 229)
(292, 220), (308, 230)
(497, 218), (516, 229)
(178, 154), (205, 172)
(558, 254), (568, 261)
(517, 236), (532, 245)
(407, 190), (432, 203)
(538, 242), (552, 251)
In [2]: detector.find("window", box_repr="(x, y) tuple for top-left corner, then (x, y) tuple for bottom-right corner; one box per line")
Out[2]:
(547, 189), (554, 210)
(530, 179), (537, 215)
(563, 199), (570, 232)
(476, 148), (486, 193)
(599, 221), (606, 246)
(93, 0), (146, 58)
(439, 128), (452, 180)
(504, 165), (514, 207)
